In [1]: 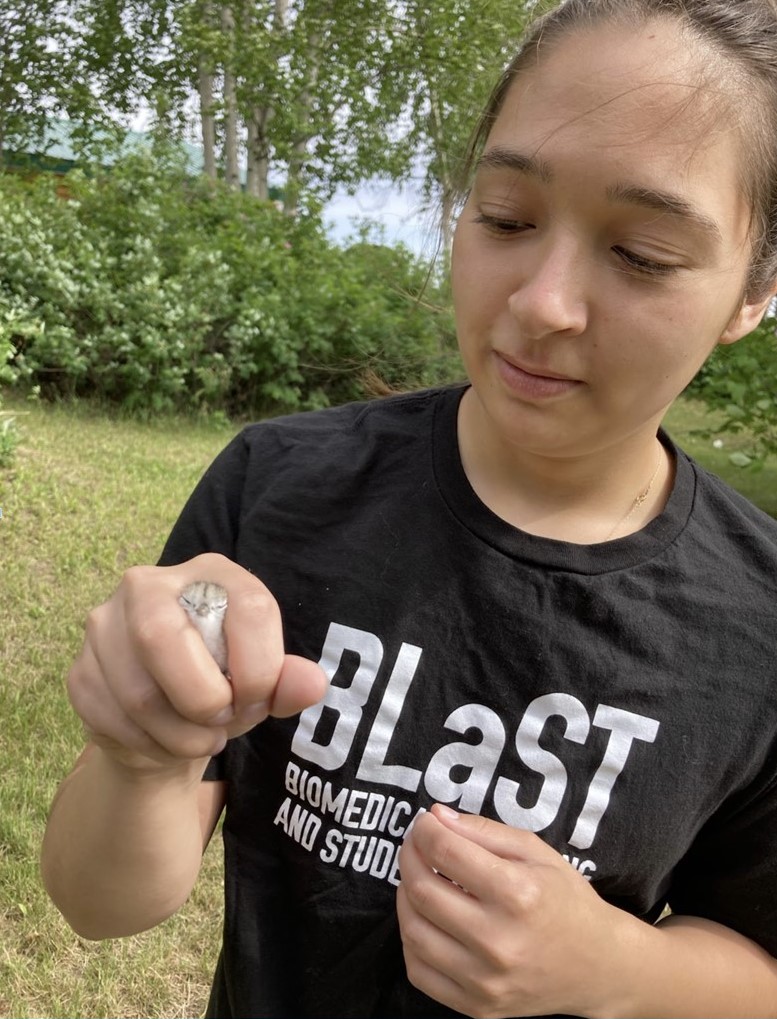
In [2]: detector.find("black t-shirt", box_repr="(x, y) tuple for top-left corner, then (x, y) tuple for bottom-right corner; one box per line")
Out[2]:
(159, 385), (777, 1018)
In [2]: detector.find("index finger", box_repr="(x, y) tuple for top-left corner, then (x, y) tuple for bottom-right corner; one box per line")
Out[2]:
(219, 577), (285, 713)
(429, 804), (564, 866)
(406, 810), (536, 905)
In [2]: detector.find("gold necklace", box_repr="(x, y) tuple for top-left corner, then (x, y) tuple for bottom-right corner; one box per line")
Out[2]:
(605, 446), (664, 541)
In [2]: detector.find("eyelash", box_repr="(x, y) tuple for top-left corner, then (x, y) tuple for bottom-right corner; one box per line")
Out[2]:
(473, 213), (528, 235)
(611, 246), (678, 278)
(473, 214), (680, 278)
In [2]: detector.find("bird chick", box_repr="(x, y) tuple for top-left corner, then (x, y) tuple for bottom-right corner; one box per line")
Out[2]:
(179, 580), (229, 674)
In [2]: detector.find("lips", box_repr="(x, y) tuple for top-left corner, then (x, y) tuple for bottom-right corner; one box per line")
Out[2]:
(494, 351), (583, 398)
(497, 352), (579, 383)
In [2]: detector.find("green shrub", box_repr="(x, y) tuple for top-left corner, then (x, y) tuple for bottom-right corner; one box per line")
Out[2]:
(0, 151), (458, 417)
(688, 316), (777, 463)
(0, 299), (24, 467)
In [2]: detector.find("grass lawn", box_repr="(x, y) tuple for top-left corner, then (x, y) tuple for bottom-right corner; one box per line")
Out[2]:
(663, 397), (777, 518)
(0, 393), (239, 1019)
(0, 390), (774, 1018)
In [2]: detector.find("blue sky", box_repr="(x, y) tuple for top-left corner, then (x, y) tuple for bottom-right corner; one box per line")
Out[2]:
(324, 179), (436, 258)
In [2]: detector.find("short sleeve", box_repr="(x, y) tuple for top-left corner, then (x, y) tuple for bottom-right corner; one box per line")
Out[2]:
(668, 761), (777, 957)
(157, 429), (251, 568)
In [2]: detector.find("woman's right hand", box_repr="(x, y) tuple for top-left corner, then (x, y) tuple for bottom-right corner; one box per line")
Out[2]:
(67, 552), (328, 772)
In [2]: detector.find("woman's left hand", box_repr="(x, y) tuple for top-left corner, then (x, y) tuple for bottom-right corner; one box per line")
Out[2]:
(396, 803), (630, 1019)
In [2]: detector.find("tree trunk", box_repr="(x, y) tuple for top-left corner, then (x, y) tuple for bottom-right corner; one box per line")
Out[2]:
(245, 113), (262, 198)
(222, 6), (239, 189)
(246, 108), (271, 199)
(284, 28), (322, 217)
(198, 3), (216, 181)
(245, 0), (289, 201)
(199, 63), (216, 180)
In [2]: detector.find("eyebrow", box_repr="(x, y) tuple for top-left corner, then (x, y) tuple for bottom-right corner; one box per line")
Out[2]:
(606, 182), (722, 243)
(475, 146), (553, 182)
(475, 146), (722, 242)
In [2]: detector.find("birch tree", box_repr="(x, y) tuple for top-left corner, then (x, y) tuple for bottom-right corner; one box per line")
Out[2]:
(225, 0), (406, 211)
(0, 0), (102, 161)
(387, 0), (534, 251)
(12, 0), (532, 228)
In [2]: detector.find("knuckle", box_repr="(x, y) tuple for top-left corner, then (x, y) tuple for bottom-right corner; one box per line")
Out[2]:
(238, 584), (279, 622)
(121, 563), (157, 596)
(83, 602), (108, 644)
(66, 661), (92, 719)
(191, 551), (230, 571)
(404, 873), (434, 912)
(96, 727), (157, 759)
(510, 871), (542, 914)
(402, 952), (422, 988)
(167, 727), (221, 760)
(122, 680), (164, 719)
(404, 959), (427, 994)
(397, 909), (425, 953)
(468, 977), (509, 1019)
(398, 934), (429, 994)
(66, 643), (104, 711)
(65, 657), (85, 699)
(188, 694), (230, 726)
(429, 835), (456, 880)
(480, 936), (514, 975)
(132, 609), (172, 653)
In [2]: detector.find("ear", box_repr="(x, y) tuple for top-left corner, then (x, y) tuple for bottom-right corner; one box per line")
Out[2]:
(719, 290), (775, 346)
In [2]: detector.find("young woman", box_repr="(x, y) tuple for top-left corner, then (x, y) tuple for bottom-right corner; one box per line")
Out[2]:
(43, 2), (777, 1016)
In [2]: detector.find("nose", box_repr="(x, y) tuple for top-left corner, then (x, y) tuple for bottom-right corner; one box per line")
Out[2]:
(507, 233), (588, 340)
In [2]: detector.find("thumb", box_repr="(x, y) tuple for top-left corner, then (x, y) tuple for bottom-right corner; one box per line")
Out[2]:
(227, 655), (327, 739)
(269, 654), (328, 718)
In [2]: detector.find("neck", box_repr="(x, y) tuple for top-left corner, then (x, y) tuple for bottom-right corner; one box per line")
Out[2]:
(457, 388), (674, 544)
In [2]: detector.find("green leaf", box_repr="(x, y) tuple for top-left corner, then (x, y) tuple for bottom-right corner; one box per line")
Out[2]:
(726, 382), (748, 403)
(724, 403), (747, 420)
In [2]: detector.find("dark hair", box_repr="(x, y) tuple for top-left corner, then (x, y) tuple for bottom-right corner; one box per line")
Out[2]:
(458, 0), (777, 301)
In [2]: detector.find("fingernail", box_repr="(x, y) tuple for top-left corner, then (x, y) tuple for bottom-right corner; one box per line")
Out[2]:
(434, 804), (460, 821)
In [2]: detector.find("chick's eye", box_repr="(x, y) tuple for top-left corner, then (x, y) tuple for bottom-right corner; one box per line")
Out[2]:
(473, 213), (532, 235)
(613, 246), (679, 277)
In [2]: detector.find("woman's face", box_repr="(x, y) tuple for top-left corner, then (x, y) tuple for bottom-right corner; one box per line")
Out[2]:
(451, 19), (772, 460)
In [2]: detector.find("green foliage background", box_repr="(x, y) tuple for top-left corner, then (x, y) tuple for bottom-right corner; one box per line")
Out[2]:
(2, 147), (776, 460)
(687, 315), (777, 462)
(0, 300), (19, 465)
(0, 152), (459, 418)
